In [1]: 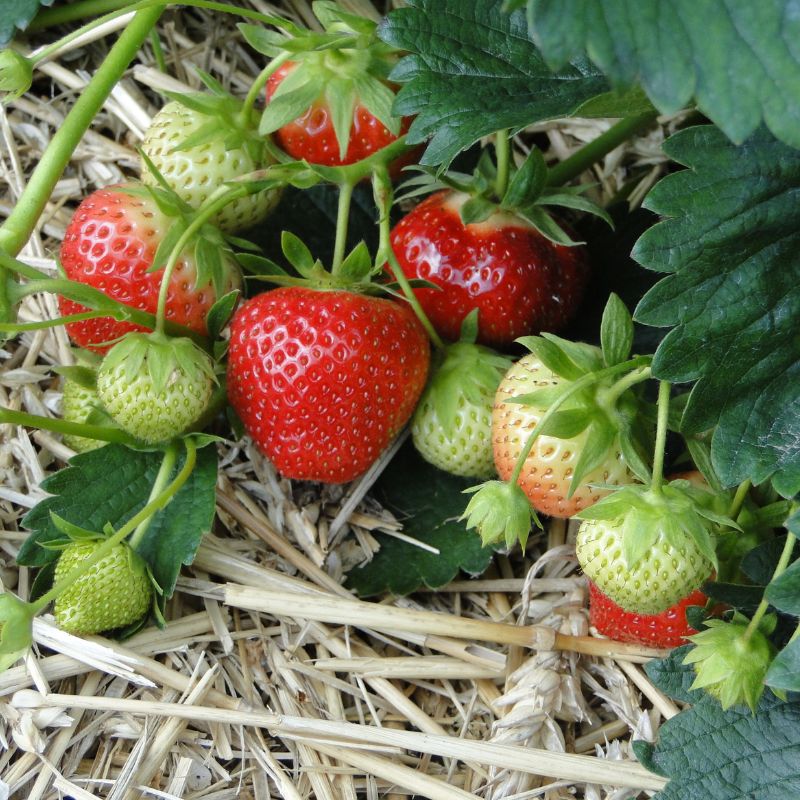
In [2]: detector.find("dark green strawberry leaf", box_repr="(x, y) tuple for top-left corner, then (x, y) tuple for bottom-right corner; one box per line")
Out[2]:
(634, 126), (800, 490)
(19, 444), (217, 598)
(0, 0), (52, 46)
(526, 0), (800, 151)
(742, 536), (800, 587)
(346, 443), (493, 597)
(766, 638), (800, 692)
(378, 0), (613, 167)
(644, 645), (703, 704)
(765, 560), (800, 617)
(634, 689), (800, 800)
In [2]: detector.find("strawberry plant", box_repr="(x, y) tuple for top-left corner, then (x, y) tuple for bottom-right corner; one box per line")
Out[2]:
(1, 0), (800, 797)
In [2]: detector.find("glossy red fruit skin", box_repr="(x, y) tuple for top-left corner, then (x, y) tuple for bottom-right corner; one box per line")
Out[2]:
(265, 62), (413, 168)
(589, 580), (706, 648)
(389, 191), (590, 347)
(59, 187), (238, 354)
(227, 287), (430, 483)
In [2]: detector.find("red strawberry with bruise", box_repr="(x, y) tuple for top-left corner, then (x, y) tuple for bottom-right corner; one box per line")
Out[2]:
(589, 579), (707, 648)
(59, 186), (240, 353)
(389, 191), (590, 347)
(227, 287), (430, 483)
(266, 62), (413, 168)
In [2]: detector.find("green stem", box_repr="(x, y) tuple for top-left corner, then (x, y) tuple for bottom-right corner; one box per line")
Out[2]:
(0, 311), (114, 333)
(128, 442), (178, 549)
(727, 479), (752, 520)
(241, 52), (292, 121)
(0, 407), (138, 447)
(0, 7), (165, 258)
(30, 0), (137, 30)
(154, 185), (247, 332)
(508, 360), (652, 486)
(372, 170), (445, 350)
(744, 532), (797, 643)
(0, 252), (50, 281)
(330, 181), (354, 277)
(600, 364), (652, 407)
(546, 112), (659, 187)
(149, 29), (168, 73)
(650, 380), (671, 493)
(494, 130), (511, 200)
(32, 439), (197, 613)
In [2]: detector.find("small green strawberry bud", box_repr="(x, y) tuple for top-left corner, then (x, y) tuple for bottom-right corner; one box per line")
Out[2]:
(54, 541), (153, 635)
(684, 615), (776, 711)
(97, 333), (215, 444)
(462, 479), (539, 548)
(0, 50), (33, 103)
(62, 378), (107, 453)
(0, 592), (34, 671)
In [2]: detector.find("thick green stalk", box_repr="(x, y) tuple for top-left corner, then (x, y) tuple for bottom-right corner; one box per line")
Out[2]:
(494, 129), (511, 199)
(241, 52), (292, 120)
(330, 181), (355, 277)
(128, 443), (178, 549)
(0, 407), (138, 446)
(727, 479), (752, 519)
(29, 0), (135, 30)
(31, 439), (196, 613)
(650, 380), (671, 493)
(744, 532), (797, 642)
(0, 7), (165, 257)
(546, 112), (659, 187)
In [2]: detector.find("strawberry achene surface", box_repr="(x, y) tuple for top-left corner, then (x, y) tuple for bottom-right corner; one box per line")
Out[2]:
(227, 287), (430, 483)
(589, 579), (706, 648)
(390, 191), (590, 347)
(59, 187), (239, 353)
(266, 62), (411, 167)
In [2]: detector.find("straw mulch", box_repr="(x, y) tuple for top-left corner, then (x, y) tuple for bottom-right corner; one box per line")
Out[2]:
(0, 3), (686, 797)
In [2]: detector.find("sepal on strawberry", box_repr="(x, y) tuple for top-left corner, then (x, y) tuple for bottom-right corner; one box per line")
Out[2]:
(461, 479), (540, 549)
(412, 313), (512, 478)
(684, 612), (776, 711)
(96, 333), (216, 445)
(576, 480), (738, 613)
(0, 592), (34, 671)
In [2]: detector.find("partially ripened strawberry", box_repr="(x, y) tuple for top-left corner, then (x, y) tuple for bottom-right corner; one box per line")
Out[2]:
(53, 540), (152, 635)
(96, 332), (215, 444)
(58, 185), (241, 353)
(390, 191), (590, 347)
(227, 286), (429, 483)
(141, 99), (281, 232)
(492, 352), (636, 517)
(589, 579), (706, 648)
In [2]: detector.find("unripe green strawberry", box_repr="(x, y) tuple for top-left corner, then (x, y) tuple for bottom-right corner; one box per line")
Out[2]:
(684, 614), (776, 711)
(411, 338), (511, 479)
(577, 516), (713, 614)
(97, 333), (215, 444)
(575, 480), (734, 614)
(53, 541), (152, 635)
(141, 100), (281, 233)
(61, 378), (106, 454)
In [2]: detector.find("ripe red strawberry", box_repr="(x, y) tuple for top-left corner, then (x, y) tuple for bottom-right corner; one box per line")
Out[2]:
(227, 287), (430, 483)
(141, 100), (281, 233)
(389, 191), (590, 347)
(492, 352), (635, 517)
(588, 579), (706, 648)
(265, 62), (412, 168)
(58, 185), (241, 353)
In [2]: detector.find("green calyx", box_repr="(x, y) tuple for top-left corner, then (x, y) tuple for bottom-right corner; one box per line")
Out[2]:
(510, 296), (654, 496)
(576, 479), (739, 575)
(461, 480), (540, 549)
(243, 1), (401, 159)
(0, 49), (33, 102)
(399, 145), (613, 246)
(0, 592), (34, 671)
(684, 613), (776, 711)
